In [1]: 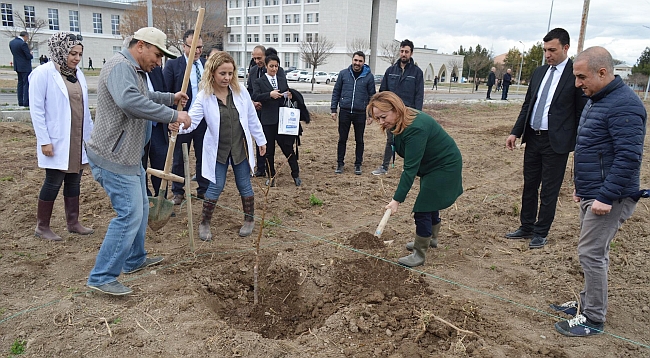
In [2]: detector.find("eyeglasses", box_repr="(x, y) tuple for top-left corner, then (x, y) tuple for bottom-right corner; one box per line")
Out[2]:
(184, 43), (203, 50)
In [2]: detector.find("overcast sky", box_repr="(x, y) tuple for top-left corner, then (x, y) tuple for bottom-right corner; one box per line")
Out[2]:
(395, 0), (650, 65)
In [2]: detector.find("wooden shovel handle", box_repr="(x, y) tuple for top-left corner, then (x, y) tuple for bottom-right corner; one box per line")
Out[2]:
(374, 208), (392, 238)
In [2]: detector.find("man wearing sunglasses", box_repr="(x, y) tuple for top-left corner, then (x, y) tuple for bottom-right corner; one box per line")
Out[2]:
(163, 29), (209, 205)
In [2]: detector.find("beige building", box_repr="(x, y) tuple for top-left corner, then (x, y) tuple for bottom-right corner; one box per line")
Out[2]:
(2, 0), (131, 68)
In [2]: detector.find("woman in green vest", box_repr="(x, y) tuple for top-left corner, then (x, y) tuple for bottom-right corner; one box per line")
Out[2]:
(367, 92), (463, 267)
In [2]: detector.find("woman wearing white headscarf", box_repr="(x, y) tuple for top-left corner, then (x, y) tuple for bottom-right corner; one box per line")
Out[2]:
(29, 32), (94, 241)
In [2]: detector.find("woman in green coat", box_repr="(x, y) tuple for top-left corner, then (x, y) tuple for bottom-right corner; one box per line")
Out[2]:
(367, 92), (463, 267)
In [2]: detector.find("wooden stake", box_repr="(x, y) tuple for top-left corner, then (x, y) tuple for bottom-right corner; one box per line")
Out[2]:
(182, 143), (195, 252)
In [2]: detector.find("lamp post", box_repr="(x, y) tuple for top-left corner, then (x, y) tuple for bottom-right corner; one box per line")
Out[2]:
(517, 41), (525, 94)
(542, 0), (554, 65)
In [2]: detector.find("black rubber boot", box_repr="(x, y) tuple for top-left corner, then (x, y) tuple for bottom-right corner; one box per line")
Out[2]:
(239, 196), (255, 237)
(199, 199), (216, 241)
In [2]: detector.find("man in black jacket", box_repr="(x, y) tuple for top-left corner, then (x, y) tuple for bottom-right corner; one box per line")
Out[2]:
(486, 67), (496, 99)
(373, 39), (424, 175)
(9, 31), (33, 107)
(505, 28), (586, 249)
(501, 69), (512, 100)
(331, 51), (376, 175)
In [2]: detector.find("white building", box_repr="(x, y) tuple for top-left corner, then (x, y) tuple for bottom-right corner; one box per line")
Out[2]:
(1, 0), (131, 68)
(613, 63), (632, 80)
(224, 0), (463, 81)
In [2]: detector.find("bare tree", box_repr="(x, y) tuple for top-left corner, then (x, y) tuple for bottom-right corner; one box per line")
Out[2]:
(1, 11), (47, 50)
(446, 58), (463, 93)
(299, 36), (334, 91)
(346, 38), (370, 57)
(379, 40), (400, 65)
(121, 0), (226, 55)
(465, 53), (491, 93)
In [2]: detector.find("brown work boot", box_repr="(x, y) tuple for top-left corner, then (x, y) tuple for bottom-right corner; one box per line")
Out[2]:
(199, 199), (216, 241)
(239, 196), (255, 237)
(64, 196), (94, 235)
(35, 199), (62, 241)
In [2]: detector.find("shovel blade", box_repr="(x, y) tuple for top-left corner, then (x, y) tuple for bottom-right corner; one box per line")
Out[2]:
(148, 191), (175, 230)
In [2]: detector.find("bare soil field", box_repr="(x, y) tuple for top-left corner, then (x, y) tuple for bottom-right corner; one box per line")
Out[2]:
(1, 103), (649, 357)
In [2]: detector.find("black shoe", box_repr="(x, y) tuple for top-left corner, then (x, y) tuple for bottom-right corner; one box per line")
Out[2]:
(504, 229), (533, 239)
(550, 301), (578, 317)
(254, 170), (266, 177)
(335, 164), (343, 174)
(529, 236), (547, 249)
(196, 193), (205, 200)
(293, 177), (302, 187)
(554, 314), (603, 337)
(354, 165), (362, 175)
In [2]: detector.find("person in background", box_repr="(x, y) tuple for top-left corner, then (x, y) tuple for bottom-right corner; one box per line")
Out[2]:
(252, 54), (301, 187)
(331, 51), (376, 175)
(552, 46), (646, 337)
(505, 28), (586, 249)
(432, 75), (438, 90)
(373, 39), (424, 176)
(29, 32), (94, 241)
(367, 92), (463, 268)
(84, 27), (191, 296)
(486, 67), (496, 99)
(88, 57), (94, 70)
(181, 51), (267, 241)
(501, 69), (512, 100)
(141, 65), (168, 197)
(9, 31), (33, 107)
(163, 29), (209, 204)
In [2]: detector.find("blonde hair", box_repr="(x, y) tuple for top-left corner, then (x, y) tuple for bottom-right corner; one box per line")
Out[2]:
(199, 51), (240, 96)
(366, 91), (417, 135)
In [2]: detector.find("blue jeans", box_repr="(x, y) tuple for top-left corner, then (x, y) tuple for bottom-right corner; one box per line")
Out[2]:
(87, 161), (149, 286)
(205, 157), (254, 201)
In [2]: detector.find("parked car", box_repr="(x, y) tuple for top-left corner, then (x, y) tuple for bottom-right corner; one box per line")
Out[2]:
(299, 71), (331, 84)
(237, 67), (247, 78)
(328, 72), (339, 82)
(374, 74), (384, 85)
(287, 70), (307, 82)
(286, 66), (297, 72)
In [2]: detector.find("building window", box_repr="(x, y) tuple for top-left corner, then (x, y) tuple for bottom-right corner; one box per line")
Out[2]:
(285, 58), (290, 67)
(69, 10), (79, 32)
(264, 0), (270, 5)
(294, 0), (300, 3)
(272, 15), (278, 24)
(315, 13), (319, 22)
(264, 15), (270, 24)
(247, 16), (251, 25)
(236, 17), (241, 25)
(272, 33), (278, 42)
(24, 5), (35, 28)
(247, 34), (252, 42)
(284, 0), (290, 3)
(306, 0), (318, 2)
(229, 34), (235, 43)
(292, 53), (298, 67)
(254, 34), (259, 42)
(229, 0), (240, 8)
(253, 0), (259, 5)
(314, 33), (318, 41)
(112, 46), (121, 54)
(306, 13), (313, 23)
(306, 33), (312, 42)
(229, 17), (234, 25)
(293, 14), (300, 23)
(284, 33), (290, 42)
(236, 34), (241, 42)
(93, 13), (102, 34)
(47, 9), (59, 30)
(265, 34), (270, 42)
(1, 3), (14, 27)
(254, 16), (259, 24)
(285, 14), (291, 23)
(293, 33), (299, 42)
(111, 15), (120, 35)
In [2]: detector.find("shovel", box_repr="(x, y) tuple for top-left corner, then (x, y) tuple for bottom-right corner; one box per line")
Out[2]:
(147, 7), (205, 230)
(374, 208), (393, 244)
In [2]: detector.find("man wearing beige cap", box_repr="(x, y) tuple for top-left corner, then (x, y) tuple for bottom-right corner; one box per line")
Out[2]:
(85, 27), (191, 296)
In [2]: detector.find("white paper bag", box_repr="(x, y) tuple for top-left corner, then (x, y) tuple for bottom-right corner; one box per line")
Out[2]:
(278, 106), (300, 135)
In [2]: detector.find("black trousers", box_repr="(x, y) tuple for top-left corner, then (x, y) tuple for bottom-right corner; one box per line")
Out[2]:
(486, 85), (493, 99)
(337, 111), (366, 167)
(501, 84), (510, 99)
(142, 123), (168, 197)
(263, 123), (299, 179)
(39, 169), (83, 201)
(171, 118), (210, 196)
(520, 129), (569, 237)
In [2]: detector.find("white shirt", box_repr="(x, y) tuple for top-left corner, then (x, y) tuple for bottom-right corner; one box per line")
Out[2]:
(184, 54), (204, 104)
(530, 57), (568, 131)
(265, 73), (278, 89)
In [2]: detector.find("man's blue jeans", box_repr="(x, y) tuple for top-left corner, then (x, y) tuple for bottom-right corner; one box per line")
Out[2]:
(205, 157), (254, 201)
(87, 161), (149, 286)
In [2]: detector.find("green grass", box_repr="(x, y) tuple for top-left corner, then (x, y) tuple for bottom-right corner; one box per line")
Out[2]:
(0, 176), (14, 182)
(10, 339), (26, 355)
(309, 193), (323, 206)
(263, 215), (282, 228)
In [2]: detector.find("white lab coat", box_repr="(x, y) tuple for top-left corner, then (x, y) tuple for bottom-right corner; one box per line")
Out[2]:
(29, 61), (93, 170)
(181, 86), (266, 184)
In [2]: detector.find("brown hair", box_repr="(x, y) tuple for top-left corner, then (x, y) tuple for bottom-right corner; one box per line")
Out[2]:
(200, 51), (240, 96)
(366, 91), (417, 135)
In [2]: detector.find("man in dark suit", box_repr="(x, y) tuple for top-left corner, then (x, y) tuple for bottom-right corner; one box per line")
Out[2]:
(505, 28), (586, 249)
(486, 67), (496, 99)
(142, 65), (168, 197)
(163, 29), (209, 204)
(501, 69), (512, 100)
(252, 54), (301, 187)
(9, 31), (33, 107)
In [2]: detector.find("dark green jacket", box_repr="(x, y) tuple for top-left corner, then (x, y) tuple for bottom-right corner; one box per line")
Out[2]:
(393, 111), (463, 212)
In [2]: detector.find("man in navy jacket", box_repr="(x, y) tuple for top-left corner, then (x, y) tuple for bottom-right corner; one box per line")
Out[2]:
(552, 46), (646, 337)
(373, 39), (424, 175)
(331, 51), (376, 175)
(163, 29), (209, 203)
(9, 31), (33, 106)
